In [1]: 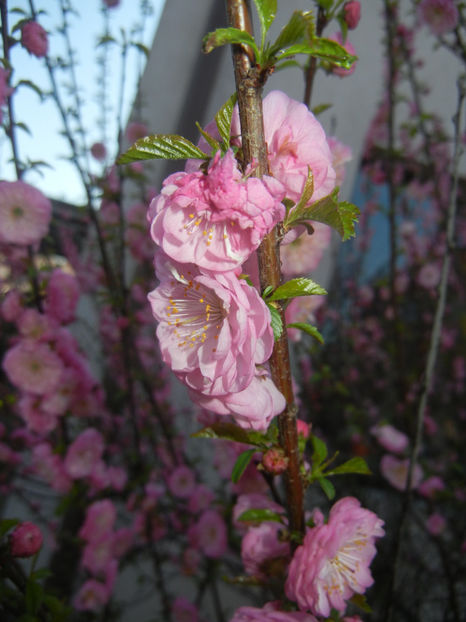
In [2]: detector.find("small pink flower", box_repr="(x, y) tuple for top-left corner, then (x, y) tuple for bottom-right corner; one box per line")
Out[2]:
(380, 454), (423, 491)
(148, 253), (274, 397)
(425, 512), (446, 536)
(79, 499), (117, 542)
(417, 262), (441, 289)
(0, 181), (52, 245)
(168, 465), (196, 498)
(188, 484), (214, 514)
(241, 521), (290, 578)
(172, 596), (199, 622)
(343, 1), (361, 29)
(230, 604), (318, 622)
(327, 32), (357, 77)
(74, 579), (109, 611)
(10, 522), (43, 557)
(45, 269), (80, 324)
(3, 339), (63, 395)
(418, 476), (445, 499)
(149, 150), (285, 272)
(285, 497), (384, 617)
(418, 0), (459, 35)
(64, 428), (104, 479)
(370, 424), (409, 454)
(90, 142), (107, 161)
(262, 447), (288, 475)
(1, 289), (22, 321)
(126, 121), (147, 143)
(190, 509), (227, 559)
(82, 535), (115, 574)
(21, 21), (48, 57)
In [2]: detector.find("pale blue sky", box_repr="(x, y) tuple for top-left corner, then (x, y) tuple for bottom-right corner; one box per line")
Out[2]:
(0, 0), (165, 204)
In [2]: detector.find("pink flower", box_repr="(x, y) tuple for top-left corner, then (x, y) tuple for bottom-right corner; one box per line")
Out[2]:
(425, 512), (446, 536)
(190, 366), (285, 430)
(126, 121), (147, 143)
(262, 447), (288, 475)
(370, 424), (409, 454)
(285, 497), (384, 617)
(281, 224), (331, 276)
(380, 454), (423, 491)
(148, 253), (274, 397)
(190, 509), (227, 559)
(418, 475), (445, 499)
(418, 0), (459, 35)
(90, 142), (107, 161)
(343, 1), (361, 29)
(230, 604), (318, 622)
(64, 428), (104, 479)
(417, 262), (441, 289)
(74, 579), (109, 611)
(149, 150), (285, 272)
(188, 484), (214, 514)
(232, 91), (336, 206)
(285, 296), (325, 343)
(45, 269), (80, 324)
(82, 535), (115, 574)
(21, 21), (48, 57)
(241, 521), (290, 578)
(327, 32), (357, 77)
(168, 465), (196, 498)
(0, 181), (52, 245)
(79, 499), (117, 542)
(172, 597), (199, 622)
(3, 339), (63, 395)
(10, 522), (43, 557)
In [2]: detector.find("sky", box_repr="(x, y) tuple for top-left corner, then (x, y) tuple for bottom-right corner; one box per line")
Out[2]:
(0, 0), (165, 204)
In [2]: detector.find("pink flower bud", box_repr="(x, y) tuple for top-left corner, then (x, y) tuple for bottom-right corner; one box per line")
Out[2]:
(21, 21), (48, 58)
(10, 522), (43, 557)
(262, 448), (289, 475)
(343, 1), (361, 29)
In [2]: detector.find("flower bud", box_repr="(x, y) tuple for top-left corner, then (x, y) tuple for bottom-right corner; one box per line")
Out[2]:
(262, 448), (288, 475)
(10, 522), (43, 557)
(343, 1), (361, 29)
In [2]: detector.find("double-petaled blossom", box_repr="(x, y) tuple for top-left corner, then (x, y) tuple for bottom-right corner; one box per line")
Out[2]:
(418, 0), (459, 35)
(231, 91), (336, 206)
(148, 253), (274, 397)
(3, 339), (63, 395)
(241, 521), (290, 579)
(149, 149), (285, 272)
(0, 181), (52, 245)
(285, 497), (384, 617)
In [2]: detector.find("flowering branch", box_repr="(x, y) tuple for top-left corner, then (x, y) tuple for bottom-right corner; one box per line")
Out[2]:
(225, 0), (304, 540)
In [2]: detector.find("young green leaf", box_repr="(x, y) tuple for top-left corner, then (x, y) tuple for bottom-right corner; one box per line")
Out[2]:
(311, 435), (328, 466)
(192, 422), (267, 447)
(318, 477), (335, 500)
(202, 27), (259, 59)
(266, 302), (283, 340)
(237, 508), (284, 524)
(195, 121), (221, 152)
(231, 449), (257, 483)
(117, 134), (208, 164)
(269, 10), (306, 55)
(266, 277), (327, 302)
(326, 456), (372, 476)
(350, 593), (373, 613)
(215, 92), (237, 147)
(253, 0), (277, 45)
(275, 38), (357, 69)
(286, 322), (324, 344)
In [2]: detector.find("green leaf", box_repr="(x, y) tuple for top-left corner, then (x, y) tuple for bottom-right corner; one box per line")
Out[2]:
(195, 121), (221, 152)
(16, 79), (43, 99)
(202, 27), (259, 59)
(215, 92), (237, 147)
(312, 103), (332, 116)
(286, 322), (324, 344)
(262, 285), (274, 298)
(231, 449), (257, 483)
(267, 277), (327, 302)
(26, 579), (43, 615)
(326, 456), (372, 476)
(237, 508), (284, 524)
(131, 41), (150, 57)
(318, 477), (335, 500)
(285, 189), (359, 241)
(275, 38), (357, 69)
(192, 422), (266, 446)
(0, 518), (20, 538)
(350, 593), (373, 613)
(118, 134), (208, 164)
(253, 0), (277, 44)
(270, 10), (306, 54)
(266, 302), (283, 340)
(311, 435), (328, 465)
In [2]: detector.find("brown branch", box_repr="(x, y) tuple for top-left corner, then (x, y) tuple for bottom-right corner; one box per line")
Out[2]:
(225, 0), (304, 540)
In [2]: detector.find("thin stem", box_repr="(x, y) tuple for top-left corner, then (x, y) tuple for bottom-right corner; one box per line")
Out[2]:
(225, 0), (304, 540)
(303, 7), (326, 108)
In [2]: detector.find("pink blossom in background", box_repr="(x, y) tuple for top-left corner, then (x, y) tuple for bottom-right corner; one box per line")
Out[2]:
(418, 0), (459, 35)
(90, 142), (107, 161)
(0, 181), (52, 245)
(172, 596), (199, 622)
(232, 91), (336, 206)
(417, 262), (441, 289)
(230, 603), (318, 622)
(149, 149), (285, 272)
(328, 136), (353, 185)
(285, 296), (325, 343)
(126, 202), (154, 260)
(168, 465), (196, 498)
(233, 493), (284, 532)
(64, 428), (105, 479)
(3, 339), (63, 395)
(126, 121), (148, 143)
(241, 521), (290, 578)
(74, 579), (110, 611)
(425, 512), (447, 536)
(79, 499), (117, 542)
(285, 497), (384, 617)
(380, 454), (423, 491)
(17, 308), (54, 340)
(189, 509), (227, 559)
(17, 394), (59, 434)
(31, 443), (71, 493)
(148, 253), (274, 397)
(21, 21), (48, 57)
(190, 367), (285, 431)
(81, 535), (115, 574)
(1, 289), (22, 321)
(370, 424), (409, 454)
(343, 1), (361, 29)
(188, 484), (214, 514)
(45, 269), (80, 324)
(327, 32), (357, 77)
(418, 475), (445, 499)
(10, 521), (43, 557)
(281, 224), (331, 276)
